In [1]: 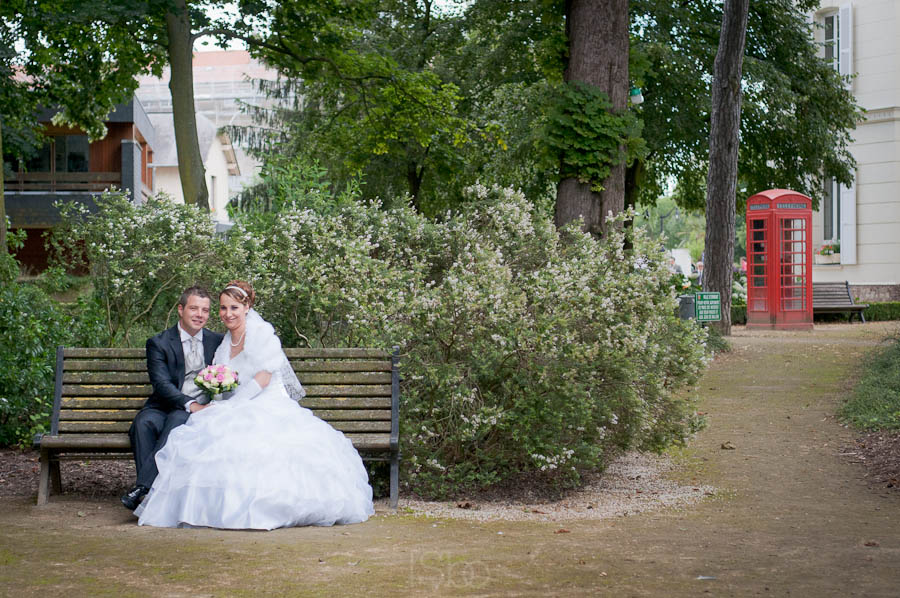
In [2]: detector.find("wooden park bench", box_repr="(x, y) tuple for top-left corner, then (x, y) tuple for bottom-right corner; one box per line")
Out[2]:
(812, 281), (868, 322)
(34, 347), (400, 508)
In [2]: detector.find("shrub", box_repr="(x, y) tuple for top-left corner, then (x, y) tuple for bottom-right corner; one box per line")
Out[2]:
(48, 192), (223, 346)
(861, 301), (900, 322)
(840, 336), (900, 430)
(0, 282), (72, 446)
(229, 183), (710, 496)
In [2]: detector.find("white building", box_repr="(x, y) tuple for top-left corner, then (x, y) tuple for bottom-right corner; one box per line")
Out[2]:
(147, 112), (239, 221)
(137, 50), (284, 223)
(811, 1), (900, 301)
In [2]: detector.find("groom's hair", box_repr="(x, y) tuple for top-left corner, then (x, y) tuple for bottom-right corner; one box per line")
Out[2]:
(179, 285), (211, 307)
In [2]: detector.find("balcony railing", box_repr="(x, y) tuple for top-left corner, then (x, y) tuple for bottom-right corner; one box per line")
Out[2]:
(4, 171), (121, 192)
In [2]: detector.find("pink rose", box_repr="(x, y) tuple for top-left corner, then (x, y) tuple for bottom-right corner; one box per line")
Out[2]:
(204, 372), (213, 381)
(217, 373), (225, 382)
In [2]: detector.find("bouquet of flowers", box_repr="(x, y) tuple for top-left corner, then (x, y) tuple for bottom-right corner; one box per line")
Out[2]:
(194, 365), (239, 399)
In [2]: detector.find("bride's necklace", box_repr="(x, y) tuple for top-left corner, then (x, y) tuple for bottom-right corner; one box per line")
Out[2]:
(230, 329), (246, 347)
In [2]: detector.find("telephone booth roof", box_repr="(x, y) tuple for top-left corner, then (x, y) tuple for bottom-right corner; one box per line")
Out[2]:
(747, 189), (812, 209)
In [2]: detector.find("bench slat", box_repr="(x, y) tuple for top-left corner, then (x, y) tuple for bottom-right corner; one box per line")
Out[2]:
(284, 348), (390, 359)
(59, 409), (138, 421)
(300, 396), (391, 409)
(59, 396), (395, 410)
(310, 409), (391, 421)
(59, 421), (131, 433)
(39, 432), (390, 452)
(330, 421), (391, 433)
(62, 385), (152, 397)
(63, 348), (145, 358)
(64, 372), (392, 386)
(341, 433), (392, 452)
(63, 348), (392, 359)
(61, 397), (146, 409)
(39, 434), (132, 450)
(291, 361), (392, 372)
(303, 384), (391, 397)
(64, 372), (150, 384)
(298, 372), (392, 384)
(65, 360), (149, 372)
(57, 417), (391, 433)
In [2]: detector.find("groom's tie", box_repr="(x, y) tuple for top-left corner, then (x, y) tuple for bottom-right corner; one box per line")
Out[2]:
(190, 336), (202, 369)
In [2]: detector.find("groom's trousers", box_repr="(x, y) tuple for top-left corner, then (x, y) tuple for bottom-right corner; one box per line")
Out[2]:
(129, 407), (189, 488)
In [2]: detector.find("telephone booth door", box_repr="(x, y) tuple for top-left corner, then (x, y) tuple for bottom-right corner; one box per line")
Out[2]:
(745, 189), (813, 330)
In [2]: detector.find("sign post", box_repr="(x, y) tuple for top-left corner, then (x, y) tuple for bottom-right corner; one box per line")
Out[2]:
(695, 292), (722, 322)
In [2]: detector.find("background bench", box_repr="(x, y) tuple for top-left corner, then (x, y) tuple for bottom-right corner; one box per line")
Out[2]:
(34, 347), (400, 508)
(812, 281), (868, 322)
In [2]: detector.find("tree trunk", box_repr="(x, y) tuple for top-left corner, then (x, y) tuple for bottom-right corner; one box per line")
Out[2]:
(0, 120), (6, 256)
(407, 160), (424, 212)
(166, 0), (209, 210)
(703, 0), (749, 336)
(554, 0), (628, 237)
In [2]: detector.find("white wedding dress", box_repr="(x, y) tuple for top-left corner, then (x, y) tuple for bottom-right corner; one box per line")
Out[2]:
(134, 310), (375, 529)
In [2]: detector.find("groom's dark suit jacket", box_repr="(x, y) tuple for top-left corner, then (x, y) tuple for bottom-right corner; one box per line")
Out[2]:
(144, 325), (224, 412)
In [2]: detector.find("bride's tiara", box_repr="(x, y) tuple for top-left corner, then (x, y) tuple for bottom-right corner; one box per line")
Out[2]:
(224, 285), (248, 298)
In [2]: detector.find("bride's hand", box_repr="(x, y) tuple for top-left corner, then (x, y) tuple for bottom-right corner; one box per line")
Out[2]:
(254, 370), (272, 388)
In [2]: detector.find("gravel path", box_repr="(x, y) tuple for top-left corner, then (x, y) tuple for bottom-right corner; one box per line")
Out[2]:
(401, 452), (715, 521)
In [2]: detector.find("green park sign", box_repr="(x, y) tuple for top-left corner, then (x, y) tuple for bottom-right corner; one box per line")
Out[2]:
(695, 292), (721, 322)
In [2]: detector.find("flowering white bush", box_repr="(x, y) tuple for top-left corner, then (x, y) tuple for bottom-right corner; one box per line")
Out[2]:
(53, 185), (710, 496)
(50, 192), (220, 345)
(226, 183), (710, 496)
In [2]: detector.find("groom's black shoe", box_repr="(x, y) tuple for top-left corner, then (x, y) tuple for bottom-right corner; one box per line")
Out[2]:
(121, 485), (149, 510)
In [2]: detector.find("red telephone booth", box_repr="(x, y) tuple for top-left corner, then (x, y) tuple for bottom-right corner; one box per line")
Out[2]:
(746, 189), (813, 330)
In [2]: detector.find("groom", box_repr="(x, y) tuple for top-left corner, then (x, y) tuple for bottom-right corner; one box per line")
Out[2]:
(121, 285), (224, 510)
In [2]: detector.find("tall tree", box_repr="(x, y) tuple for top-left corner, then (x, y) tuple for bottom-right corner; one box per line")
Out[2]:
(554, 0), (629, 236)
(165, 0), (209, 210)
(1, 2), (157, 255)
(629, 0), (858, 211)
(703, 0), (749, 336)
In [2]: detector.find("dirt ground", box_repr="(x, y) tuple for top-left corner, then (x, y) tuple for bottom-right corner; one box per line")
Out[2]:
(2, 322), (900, 597)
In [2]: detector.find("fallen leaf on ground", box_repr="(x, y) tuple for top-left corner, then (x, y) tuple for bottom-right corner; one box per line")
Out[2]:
(721, 441), (736, 450)
(554, 528), (570, 534)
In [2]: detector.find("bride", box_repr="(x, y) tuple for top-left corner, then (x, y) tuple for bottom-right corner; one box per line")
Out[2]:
(134, 280), (375, 529)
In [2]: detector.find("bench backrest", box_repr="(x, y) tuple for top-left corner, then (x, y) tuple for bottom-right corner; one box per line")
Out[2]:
(812, 281), (855, 307)
(53, 347), (399, 454)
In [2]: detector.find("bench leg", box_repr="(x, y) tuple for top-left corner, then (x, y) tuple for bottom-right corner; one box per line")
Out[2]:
(50, 459), (62, 494)
(390, 454), (399, 510)
(37, 450), (51, 506)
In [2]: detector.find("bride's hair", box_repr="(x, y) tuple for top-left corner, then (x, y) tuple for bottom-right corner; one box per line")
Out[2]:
(221, 280), (255, 307)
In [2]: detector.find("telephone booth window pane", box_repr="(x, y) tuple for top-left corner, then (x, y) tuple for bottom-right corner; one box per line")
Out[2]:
(779, 217), (808, 312)
(748, 217), (768, 312)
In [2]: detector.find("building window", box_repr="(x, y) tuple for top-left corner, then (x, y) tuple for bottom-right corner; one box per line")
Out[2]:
(21, 135), (90, 173)
(824, 12), (839, 71)
(823, 177), (841, 242)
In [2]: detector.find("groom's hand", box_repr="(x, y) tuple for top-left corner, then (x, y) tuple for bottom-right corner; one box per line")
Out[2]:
(189, 402), (208, 414)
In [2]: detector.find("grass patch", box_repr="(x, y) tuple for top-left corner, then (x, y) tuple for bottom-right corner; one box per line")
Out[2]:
(704, 325), (731, 354)
(840, 336), (900, 430)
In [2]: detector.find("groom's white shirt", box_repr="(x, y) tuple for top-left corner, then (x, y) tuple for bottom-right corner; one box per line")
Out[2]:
(178, 323), (206, 411)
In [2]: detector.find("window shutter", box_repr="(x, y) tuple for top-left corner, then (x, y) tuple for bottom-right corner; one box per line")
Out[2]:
(839, 3), (853, 84)
(840, 177), (857, 265)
